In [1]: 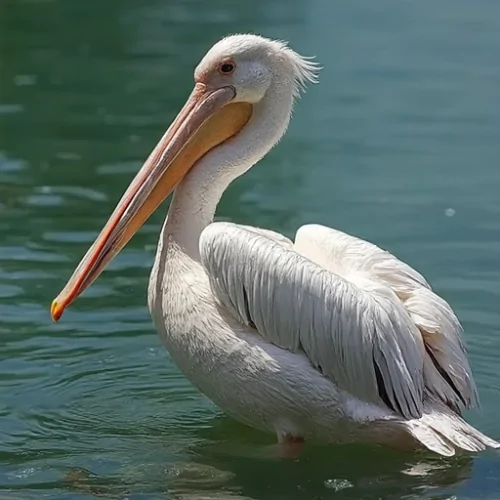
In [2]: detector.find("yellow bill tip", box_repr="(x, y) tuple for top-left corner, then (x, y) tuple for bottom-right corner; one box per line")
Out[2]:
(51, 299), (64, 322)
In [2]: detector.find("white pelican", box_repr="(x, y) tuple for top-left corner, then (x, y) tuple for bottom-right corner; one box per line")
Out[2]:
(51, 34), (499, 457)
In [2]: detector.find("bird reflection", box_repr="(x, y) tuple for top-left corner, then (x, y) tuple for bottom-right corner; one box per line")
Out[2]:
(188, 415), (475, 500)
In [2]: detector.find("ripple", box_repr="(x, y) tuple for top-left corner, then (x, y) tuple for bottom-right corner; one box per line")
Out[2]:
(106, 249), (153, 271)
(34, 186), (108, 202)
(97, 161), (141, 175)
(324, 478), (354, 491)
(55, 151), (82, 161)
(8, 467), (38, 479)
(0, 155), (28, 172)
(0, 104), (24, 115)
(75, 283), (118, 299)
(128, 134), (142, 143)
(167, 463), (235, 490)
(0, 246), (68, 263)
(13, 74), (37, 86)
(42, 230), (98, 244)
(23, 194), (64, 207)
(1, 269), (53, 281)
(0, 284), (24, 299)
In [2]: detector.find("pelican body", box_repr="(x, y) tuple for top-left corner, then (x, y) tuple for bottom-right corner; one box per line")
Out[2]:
(51, 35), (499, 456)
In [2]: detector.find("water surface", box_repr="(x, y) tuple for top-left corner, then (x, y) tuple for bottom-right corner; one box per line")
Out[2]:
(1, 0), (500, 498)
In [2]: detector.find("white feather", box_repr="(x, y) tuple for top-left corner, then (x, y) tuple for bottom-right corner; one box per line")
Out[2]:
(294, 224), (479, 413)
(201, 222), (427, 419)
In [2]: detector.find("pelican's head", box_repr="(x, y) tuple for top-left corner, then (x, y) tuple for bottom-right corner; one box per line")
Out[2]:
(194, 34), (319, 104)
(51, 34), (320, 321)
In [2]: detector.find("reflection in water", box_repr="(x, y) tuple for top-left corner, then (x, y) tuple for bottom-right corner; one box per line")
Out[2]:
(58, 439), (474, 500)
(186, 417), (474, 500)
(1, 0), (500, 499)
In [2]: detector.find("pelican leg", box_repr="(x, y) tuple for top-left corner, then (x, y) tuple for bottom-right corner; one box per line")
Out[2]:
(277, 434), (305, 459)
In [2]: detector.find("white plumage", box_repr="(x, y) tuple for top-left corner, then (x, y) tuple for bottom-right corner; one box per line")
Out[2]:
(200, 221), (480, 422)
(54, 34), (499, 456)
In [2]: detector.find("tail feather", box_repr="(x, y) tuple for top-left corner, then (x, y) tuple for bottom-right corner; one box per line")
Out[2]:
(406, 421), (455, 456)
(406, 399), (499, 456)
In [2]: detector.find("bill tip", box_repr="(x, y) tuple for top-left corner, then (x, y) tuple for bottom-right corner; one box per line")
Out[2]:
(51, 299), (63, 322)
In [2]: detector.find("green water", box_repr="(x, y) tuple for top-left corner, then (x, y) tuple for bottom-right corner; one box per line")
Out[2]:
(1, 0), (500, 498)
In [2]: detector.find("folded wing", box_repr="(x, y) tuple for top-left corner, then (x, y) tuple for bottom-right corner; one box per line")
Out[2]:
(293, 224), (478, 413)
(200, 222), (432, 419)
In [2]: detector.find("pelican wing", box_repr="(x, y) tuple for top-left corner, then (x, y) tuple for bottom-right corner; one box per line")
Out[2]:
(200, 222), (427, 419)
(237, 224), (294, 249)
(293, 224), (478, 412)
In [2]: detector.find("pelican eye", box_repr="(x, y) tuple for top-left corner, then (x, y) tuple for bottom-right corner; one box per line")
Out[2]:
(219, 62), (235, 74)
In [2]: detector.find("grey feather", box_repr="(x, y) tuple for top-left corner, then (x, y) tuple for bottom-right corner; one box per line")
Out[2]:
(200, 222), (425, 419)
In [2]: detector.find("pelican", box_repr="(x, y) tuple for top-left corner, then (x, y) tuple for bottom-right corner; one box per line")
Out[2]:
(51, 34), (499, 457)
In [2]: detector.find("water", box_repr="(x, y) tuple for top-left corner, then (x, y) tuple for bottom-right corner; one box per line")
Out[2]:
(1, 0), (499, 498)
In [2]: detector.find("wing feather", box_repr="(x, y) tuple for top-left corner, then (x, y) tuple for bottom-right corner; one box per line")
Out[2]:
(295, 224), (478, 412)
(200, 222), (425, 419)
